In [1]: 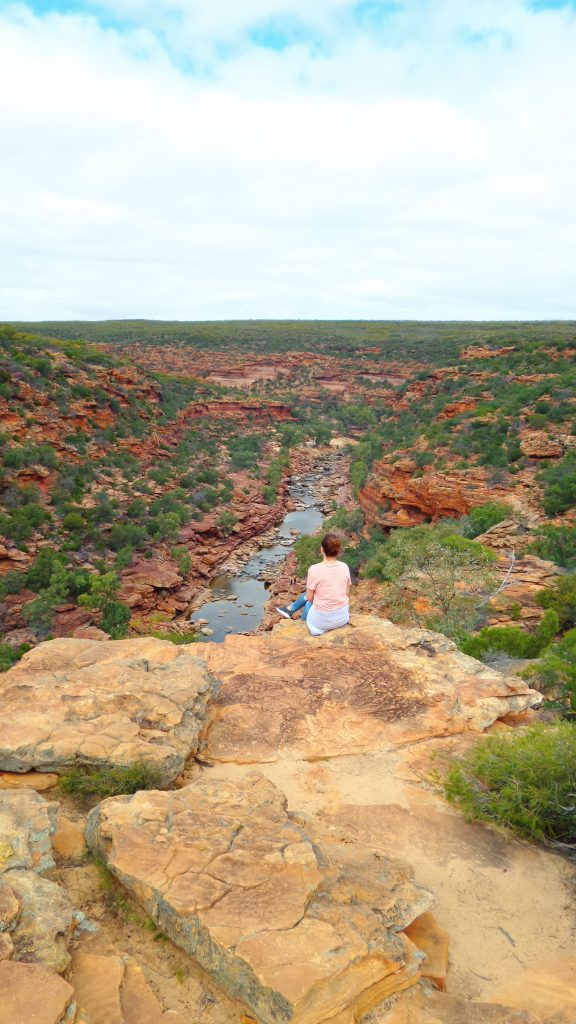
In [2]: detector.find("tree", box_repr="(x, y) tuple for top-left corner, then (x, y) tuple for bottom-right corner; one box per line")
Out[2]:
(79, 572), (131, 639)
(23, 560), (70, 634)
(364, 523), (498, 638)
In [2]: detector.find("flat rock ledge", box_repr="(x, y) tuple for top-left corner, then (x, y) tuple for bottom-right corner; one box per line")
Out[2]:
(86, 773), (433, 1024)
(0, 637), (217, 784)
(200, 616), (542, 763)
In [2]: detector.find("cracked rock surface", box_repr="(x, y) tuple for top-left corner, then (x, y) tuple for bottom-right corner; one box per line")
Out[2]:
(0, 789), (75, 973)
(86, 773), (431, 1024)
(199, 616), (541, 763)
(0, 637), (217, 784)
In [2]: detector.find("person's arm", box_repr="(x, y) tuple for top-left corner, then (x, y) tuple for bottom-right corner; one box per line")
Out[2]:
(306, 565), (318, 605)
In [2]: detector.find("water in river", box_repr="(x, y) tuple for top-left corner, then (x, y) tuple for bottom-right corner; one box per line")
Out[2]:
(190, 474), (323, 643)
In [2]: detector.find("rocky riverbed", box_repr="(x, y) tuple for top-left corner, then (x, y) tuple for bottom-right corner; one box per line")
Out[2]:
(189, 453), (350, 642)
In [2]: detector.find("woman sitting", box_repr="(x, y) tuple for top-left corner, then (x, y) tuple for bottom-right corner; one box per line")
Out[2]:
(276, 533), (350, 636)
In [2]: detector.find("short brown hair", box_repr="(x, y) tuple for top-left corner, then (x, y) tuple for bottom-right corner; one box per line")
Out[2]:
(321, 533), (341, 557)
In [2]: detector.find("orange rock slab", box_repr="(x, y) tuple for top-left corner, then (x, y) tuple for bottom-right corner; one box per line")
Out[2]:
(86, 773), (429, 1024)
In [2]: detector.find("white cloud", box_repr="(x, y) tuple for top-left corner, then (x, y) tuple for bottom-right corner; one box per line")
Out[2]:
(1, 1), (576, 319)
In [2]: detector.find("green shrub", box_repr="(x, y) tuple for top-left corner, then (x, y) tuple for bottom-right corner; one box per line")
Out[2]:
(62, 511), (87, 532)
(59, 760), (164, 802)
(0, 641), (31, 673)
(536, 575), (576, 631)
(170, 546), (192, 575)
(522, 629), (576, 719)
(109, 523), (147, 551)
(0, 504), (50, 544)
(460, 609), (559, 661)
(444, 722), (576, 845)
(142, 629), (198, 645)
(0, 571), (27, 599)
(530, 525), (576, 570)
(27, 548), (65, 591)
(541, 451), (576, 516)
(216, 509), (238, 535)
(466, 501), (514, 538)
(441, 534), (497, 561)
(78, 572), (131, 639)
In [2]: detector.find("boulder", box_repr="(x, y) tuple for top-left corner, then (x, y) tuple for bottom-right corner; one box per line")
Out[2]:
(86, 773), (431, 1024)
(519, 433), (563, 458)
(0, 961), (74, 1024)
(200, 617), (541, 764)
(402, 913), (449, 992)
(0, 789), (57, 876)
(0, 770), (59, 792)
(0, 637), (216, 784)
(5, 869), (75, 972)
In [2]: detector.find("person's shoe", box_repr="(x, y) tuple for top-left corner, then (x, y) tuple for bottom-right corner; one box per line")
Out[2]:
(276, 606), (293, 619)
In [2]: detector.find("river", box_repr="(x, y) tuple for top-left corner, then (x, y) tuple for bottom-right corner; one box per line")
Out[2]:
(190, 472), (324, 643)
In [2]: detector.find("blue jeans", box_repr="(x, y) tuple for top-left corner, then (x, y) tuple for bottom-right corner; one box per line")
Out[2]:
(288, 593), (311, 621)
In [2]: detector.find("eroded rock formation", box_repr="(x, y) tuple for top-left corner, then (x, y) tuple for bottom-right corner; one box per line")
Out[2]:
(0, 638), (216, 784)
(0, 620), (572, 1024)
(87, 773), (429, 1024)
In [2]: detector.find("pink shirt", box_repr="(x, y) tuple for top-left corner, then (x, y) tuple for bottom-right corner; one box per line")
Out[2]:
(306, 560), (351, 613)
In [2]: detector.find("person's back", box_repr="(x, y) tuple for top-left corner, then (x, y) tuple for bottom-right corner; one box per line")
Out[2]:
(305, 533), (350, 636)
(276, 532), (351, 636)
(306, 558), (350, 612)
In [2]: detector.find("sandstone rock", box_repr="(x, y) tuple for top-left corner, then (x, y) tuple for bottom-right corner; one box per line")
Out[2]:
(200, 617), (541, 764)
(72, 626), (111, 641)
(0, 637), (216, 784)
(403, 913), (449, 992)
(489, 958), (576, 1023)
(0, 961), (74, 1024)
(86, 773), (430, 1024)
(378, 987), (540, 1023)
(0, 931), (14, 960)
(53, 811), (87, 862)
(519, 433), (563, 458)
(0, 770), (59, 792)
(0, 789), (57, 876)
(6, 869), (75, 972)
(0, 877), (20, 931)
(360, 460), (500, 528)
(474, 520), (532, 553)
(70, 951), (185, 1024)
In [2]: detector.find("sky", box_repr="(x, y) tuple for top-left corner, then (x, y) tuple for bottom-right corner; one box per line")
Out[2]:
(1, 0), (576, 321)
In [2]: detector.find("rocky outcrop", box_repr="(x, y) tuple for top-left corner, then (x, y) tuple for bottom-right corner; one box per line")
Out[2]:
(484, 554), (561, 627)
(359, 459), (497, 527)
(0, 788), (57, 876)
(86, 773), (430, 1024)
(519, 432), (564, 458)
(0, 638), (216, 784)
(0, 789), (75, 973)
(460, 346), (516, 360)
(199, 616), (540, 764)
(474, 518), (533, 552)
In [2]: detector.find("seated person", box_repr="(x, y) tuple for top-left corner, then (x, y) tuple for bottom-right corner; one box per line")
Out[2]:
(276, 533), (350, 636)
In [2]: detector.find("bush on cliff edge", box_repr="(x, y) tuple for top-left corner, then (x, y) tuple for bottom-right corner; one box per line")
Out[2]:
(444, 722), (576, 848)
